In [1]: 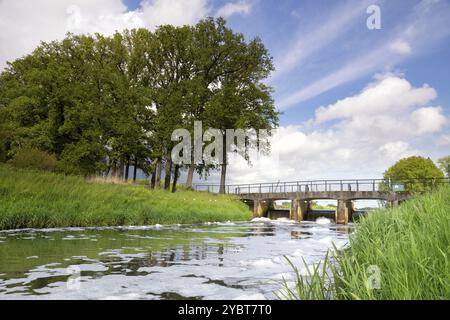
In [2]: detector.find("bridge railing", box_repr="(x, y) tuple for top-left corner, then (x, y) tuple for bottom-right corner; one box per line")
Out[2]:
(193, 178), (449, 195)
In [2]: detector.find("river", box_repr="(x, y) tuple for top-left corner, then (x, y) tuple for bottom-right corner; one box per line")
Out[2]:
(0, 218), (352, 300)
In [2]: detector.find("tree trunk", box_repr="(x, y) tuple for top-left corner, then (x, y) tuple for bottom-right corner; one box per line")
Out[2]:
(172, 164), (180, 193)
(133, 157), (138, 182)
(186, 164), (195, 189)
(219, 135), (227, 194)
(156, 158), (162, 188)
(164, 157), (172, 191)
(111, 160), (117, 178)
(150, 160), (157, 189)
(104, 163), (111, 177)
(124, 156), (130, 182)
(119, 158), (125, 180)
(219, 163), (227, 194)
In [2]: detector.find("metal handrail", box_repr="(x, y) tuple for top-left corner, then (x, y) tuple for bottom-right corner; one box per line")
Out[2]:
(193, 178), (449, 194)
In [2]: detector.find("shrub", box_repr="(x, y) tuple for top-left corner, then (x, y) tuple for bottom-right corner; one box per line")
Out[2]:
(9, 147), (58, 172)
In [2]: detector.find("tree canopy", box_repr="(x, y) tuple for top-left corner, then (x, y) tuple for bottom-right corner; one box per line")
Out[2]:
(437, 156), (450, 178)
(0, 18), (279, 192)
(383, 156), (445, 192)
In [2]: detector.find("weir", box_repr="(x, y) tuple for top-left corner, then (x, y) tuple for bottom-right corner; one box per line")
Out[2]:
(194, 178), (449, 224)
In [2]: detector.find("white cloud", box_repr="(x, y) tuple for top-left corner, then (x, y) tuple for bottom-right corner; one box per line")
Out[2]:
(276, 0), (450, 110)
(271, 0), (374, 80)
(227, 75), (448, 182)
(215, 1), (252, 18)
(411, 107), (447, 135)
(437, 134), (450, 147)
(315, 77), (437, 124)
(389, 39), (413, 55)
(0, 0), (210, 69)
(141, 0), (209, 28)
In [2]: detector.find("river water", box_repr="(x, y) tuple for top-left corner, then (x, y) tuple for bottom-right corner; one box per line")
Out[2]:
(0, 219), (352, 300)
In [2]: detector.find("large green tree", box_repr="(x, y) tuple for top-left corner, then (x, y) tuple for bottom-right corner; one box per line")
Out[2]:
(383, 156), (445, 192)
(437, 156), (450, 178)
(192, 18), (279, 193)
(0, 18), (278, 192)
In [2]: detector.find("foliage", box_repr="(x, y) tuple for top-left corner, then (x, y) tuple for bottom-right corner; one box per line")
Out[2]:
(0, 18), (278, 187)
(278, 186), (450, 300)
(8, 147), (57, 172)
(383, 156), (445, 192)
(437, 155), (450, 177)
(0, 165), (251, 230)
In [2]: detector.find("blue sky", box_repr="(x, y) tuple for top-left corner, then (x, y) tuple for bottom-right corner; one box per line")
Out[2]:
(0, 0), (449, 182)
(118, 0), (450, 127)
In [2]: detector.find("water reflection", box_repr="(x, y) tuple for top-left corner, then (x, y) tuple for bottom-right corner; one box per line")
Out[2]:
(0, 220), (352, 300)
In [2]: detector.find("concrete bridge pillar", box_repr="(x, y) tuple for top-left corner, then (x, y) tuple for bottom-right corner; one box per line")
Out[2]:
(336, 199), (349, 225)
(390, 200), (399, 208)
(253, 200), (271, 218)
(291, 199), (310, 222)
(290, 199), (299, 221)
(299, 200), (310, 222)
(345, 200), (355, 222)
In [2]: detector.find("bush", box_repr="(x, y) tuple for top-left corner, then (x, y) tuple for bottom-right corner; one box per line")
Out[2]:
(9, 147), (58, 172)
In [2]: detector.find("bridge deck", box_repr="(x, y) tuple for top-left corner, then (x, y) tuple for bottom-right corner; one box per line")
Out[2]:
(194, 178), (449, 224)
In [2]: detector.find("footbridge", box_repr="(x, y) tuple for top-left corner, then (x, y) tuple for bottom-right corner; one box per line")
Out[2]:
(194, 178), (448, 224)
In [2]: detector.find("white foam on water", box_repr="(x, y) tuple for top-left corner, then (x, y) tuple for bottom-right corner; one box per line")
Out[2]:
(0, 220), (353, 300)
(316, 217), (332, 224)
(271, 272), (294, 280)
(251, 217), (271, 222)
(274, 218), (296, 224)
(241, 258), (276, 268)
(233, 293), (266, 300)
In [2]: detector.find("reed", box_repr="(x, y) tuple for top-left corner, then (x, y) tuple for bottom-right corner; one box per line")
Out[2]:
(280, 186), (450, 300)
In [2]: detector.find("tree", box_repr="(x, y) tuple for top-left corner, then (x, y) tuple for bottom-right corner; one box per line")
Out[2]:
(383, 156), (445, 192)
(437, 156), (450, 178)
(0, 18), (278, 192)
(192, 18), (279, 193)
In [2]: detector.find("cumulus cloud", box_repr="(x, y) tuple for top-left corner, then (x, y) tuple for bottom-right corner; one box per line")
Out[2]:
(227, 75), (448, 182)
(0, 0), (210, 69)
(315, 77), (437, 124)
(215, 1), (252, 18)
(276, 0), (450, 110)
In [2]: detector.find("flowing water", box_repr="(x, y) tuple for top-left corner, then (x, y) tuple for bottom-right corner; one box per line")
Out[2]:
(0, 219), (352, 300)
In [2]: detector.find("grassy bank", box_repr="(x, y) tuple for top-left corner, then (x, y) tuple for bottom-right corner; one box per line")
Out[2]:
(281, 186), (450, 300)
(0, 165), (251, 230)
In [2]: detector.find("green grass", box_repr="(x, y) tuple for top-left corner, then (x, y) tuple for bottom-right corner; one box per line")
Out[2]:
(0, 165), (251, 230)
(280, 186), (450, 300)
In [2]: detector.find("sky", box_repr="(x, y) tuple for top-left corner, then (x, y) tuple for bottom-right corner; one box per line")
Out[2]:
(0, 0), (449, 184)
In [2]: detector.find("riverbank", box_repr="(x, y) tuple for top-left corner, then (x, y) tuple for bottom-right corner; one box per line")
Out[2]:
(282, 185), (450, 300)
(0, 165), (251, 230)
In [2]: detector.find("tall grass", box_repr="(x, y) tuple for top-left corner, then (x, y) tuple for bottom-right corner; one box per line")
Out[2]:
(280, 186), (450, 300)
(0, 165), (251, 230)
